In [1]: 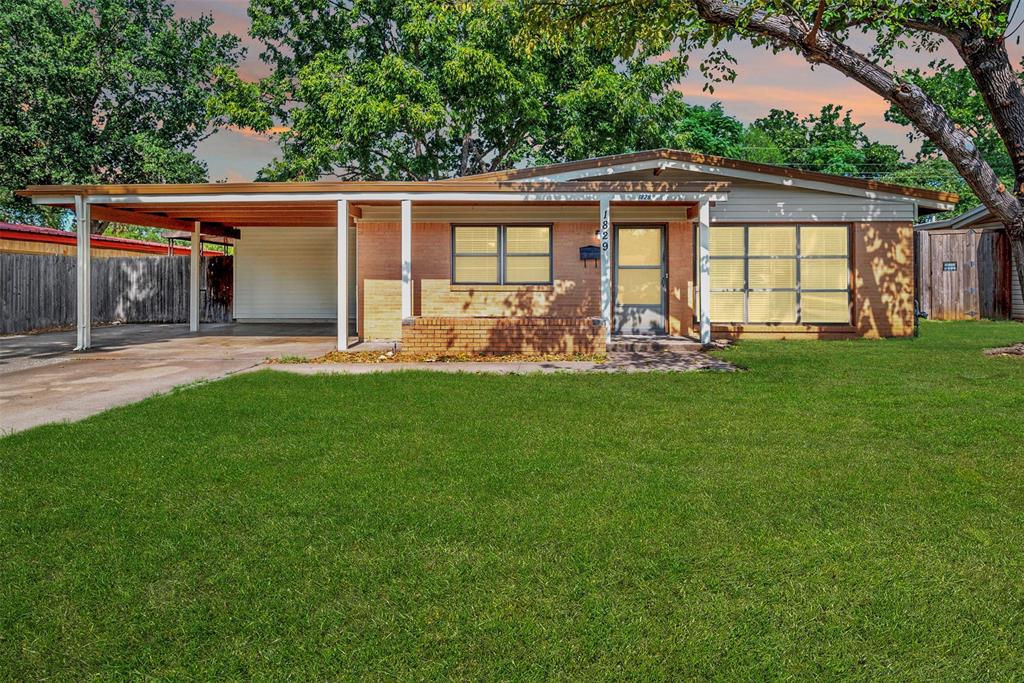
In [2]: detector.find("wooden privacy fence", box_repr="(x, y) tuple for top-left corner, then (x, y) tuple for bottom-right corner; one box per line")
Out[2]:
(916, 229), (1018, 321)
(1, 254), (232, 334)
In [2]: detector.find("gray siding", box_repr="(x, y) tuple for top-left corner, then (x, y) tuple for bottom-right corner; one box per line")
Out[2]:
(1013, 250), (1023, 320)
(708, 180), (915, 223)
(590, 169), (915, 223)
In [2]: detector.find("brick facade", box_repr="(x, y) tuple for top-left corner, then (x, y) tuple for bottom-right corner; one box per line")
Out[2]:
(357, 220), (602, 340)
(401, 316), (607, 355)
(357, 217), (916, 349)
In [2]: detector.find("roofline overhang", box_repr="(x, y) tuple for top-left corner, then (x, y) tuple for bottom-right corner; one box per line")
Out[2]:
(46, 191), (728, 206)
(17, 179), (730, 201)
(455, 149), (959, 209)
(916, 205), (991, 231)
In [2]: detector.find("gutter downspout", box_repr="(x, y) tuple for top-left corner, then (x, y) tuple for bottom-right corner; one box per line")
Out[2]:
(913, 199), (921, 338)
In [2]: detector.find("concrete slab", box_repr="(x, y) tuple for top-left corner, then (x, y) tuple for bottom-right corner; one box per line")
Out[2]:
(0, 323), (335, 434)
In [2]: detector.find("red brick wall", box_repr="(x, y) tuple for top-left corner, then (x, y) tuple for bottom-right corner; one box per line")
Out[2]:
(359, 217), (914, 344)
(401, 316), (607, 355)
(853, 221), (915, 338)
(357, 220), (601, 339)
(666, 220), (695, 336)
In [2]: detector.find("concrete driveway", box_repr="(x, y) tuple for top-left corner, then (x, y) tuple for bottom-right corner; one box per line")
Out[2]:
(0, 323), (336, 434)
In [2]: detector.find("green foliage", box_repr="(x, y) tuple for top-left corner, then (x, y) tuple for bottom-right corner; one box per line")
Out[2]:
(521, 0), (1016, 218)
(217, 0), (692, 180)
(750, 105), (903, 176)
(523, 1), (1010, 70)
(101, 224), (166, 243)
(667, 102), (746, 157)
(0, 0), (242, 227)
(882, 158), (980, 217)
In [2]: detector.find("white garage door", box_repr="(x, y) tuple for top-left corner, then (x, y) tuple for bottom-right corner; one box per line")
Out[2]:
(234, 227), (340, 321)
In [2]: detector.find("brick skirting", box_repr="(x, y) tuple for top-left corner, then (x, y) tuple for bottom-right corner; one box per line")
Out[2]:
(401, 316), (607, 355)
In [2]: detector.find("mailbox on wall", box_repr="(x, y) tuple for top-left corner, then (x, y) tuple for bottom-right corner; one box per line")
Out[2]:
(579, 245), (600, 266)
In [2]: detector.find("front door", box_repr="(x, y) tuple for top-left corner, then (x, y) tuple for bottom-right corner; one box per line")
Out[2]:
(614, 225), (666, 335)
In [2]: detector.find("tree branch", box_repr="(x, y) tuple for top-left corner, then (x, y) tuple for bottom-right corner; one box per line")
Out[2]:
(804, 0), (827, 48)
(692, 0), (1022, 226)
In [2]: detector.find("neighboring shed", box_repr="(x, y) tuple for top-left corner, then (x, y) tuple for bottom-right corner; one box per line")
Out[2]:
(916, 206), (1023, 321)
(0, 222), (220, 257)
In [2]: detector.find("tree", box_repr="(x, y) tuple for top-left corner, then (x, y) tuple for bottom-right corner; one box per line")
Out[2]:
(0, 0), (242, 231)
(210, 0), (690, 181)
(750, 105), (903, 177)
(522, 0), (1024, 301)
(667, 102), (746, 157)
(882, 158), (978, 215)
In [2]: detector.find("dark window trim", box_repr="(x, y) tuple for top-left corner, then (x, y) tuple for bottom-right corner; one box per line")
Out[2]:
(708, 223), (853, 325)
(612, 223), (668, 335)
(451, 224), (553, 285)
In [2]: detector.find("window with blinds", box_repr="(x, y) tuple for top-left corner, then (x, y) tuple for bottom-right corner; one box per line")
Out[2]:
(452, 225), (552, 285)
(708, 225), (850, 324)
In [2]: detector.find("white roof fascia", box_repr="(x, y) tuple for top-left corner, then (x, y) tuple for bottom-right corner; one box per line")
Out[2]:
(522, 157), (954, 211)
(67, 191), (730, 205)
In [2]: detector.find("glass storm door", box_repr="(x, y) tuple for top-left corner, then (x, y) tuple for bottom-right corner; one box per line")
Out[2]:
(614, 226), (666, 335)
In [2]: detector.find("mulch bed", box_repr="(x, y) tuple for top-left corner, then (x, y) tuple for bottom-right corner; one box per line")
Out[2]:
(984, 343), (1024, 357)
(269, 350), (608, 365)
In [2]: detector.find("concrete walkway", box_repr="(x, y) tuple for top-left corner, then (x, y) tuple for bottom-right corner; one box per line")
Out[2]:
(0, 323), (336, 434)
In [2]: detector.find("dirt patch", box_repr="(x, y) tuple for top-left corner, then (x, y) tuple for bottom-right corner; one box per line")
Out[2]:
(269, 350), (608, 365)
(984, 343), (1024, 357)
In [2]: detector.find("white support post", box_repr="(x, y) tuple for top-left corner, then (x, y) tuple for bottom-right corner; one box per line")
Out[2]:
(400, 199), (413, 321)
(337, 199), (350, 350)
(698, 199), (712, 346)
(190, 221), (201, 332)
(74, 195), (92, 350)
(599, 197), (613, 342)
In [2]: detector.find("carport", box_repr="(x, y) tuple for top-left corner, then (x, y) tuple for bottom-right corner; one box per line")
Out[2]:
(19, 175), (726, 352)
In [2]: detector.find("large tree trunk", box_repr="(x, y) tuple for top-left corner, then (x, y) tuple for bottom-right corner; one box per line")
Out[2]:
(947, 29), (1024, 300)
(951, 29), (1024, 195)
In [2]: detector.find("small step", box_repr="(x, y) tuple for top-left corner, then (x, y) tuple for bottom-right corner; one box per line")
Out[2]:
(607, 336), (703, 353)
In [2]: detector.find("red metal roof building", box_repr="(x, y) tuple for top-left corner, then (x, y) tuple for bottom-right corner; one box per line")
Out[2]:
(0, 222), (221, 257)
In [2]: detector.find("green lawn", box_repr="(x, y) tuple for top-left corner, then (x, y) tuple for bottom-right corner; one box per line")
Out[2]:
(3, 321), (1024, 680)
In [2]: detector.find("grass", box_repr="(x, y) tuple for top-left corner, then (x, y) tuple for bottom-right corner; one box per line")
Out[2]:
(2, 320), (1024, 680)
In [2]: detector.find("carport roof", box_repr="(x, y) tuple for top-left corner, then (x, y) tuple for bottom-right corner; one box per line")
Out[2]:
(16, 179), (729, 238)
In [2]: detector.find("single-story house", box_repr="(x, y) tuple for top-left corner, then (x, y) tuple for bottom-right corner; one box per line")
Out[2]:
(916, 205), (1023, 321)
(17, 149), (957, 352)
(0, 222), (221, 257)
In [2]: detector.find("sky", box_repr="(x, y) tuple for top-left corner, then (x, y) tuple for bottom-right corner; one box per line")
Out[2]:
(179, 0), (1024, 182)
